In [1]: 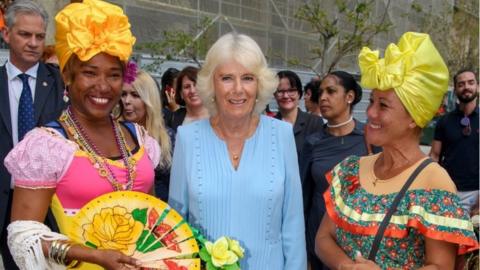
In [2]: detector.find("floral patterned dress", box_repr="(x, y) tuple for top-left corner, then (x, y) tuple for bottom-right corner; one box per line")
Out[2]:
(324, 155), (478, 269)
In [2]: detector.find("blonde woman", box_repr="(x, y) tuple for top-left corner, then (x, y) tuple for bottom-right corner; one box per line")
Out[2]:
(122, 67), (174, 201)
(316, 32), (478, 270)
(169, 32), (307, 270)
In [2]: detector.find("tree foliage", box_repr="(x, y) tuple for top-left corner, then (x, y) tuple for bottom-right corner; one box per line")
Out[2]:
(408, 0), (479, 75)
(135, 17), (214, 71)
(289, 0), (392, 76)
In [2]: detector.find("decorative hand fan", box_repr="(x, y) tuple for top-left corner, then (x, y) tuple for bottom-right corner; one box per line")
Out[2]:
(69, 191), (200, 270)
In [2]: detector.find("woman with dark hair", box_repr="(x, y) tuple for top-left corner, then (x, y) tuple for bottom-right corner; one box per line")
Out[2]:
(316, 32), (478, 269)
(274, 70), (323, 156)
(304, 80), (322, 117)
(300, 70), (373, 270)
(165, 66), (208, 132)
(161, 67), (180, 112)
(4, 1), (160, 269)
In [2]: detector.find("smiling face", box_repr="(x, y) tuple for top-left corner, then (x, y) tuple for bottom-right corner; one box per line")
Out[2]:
(275, 77), (299, 112)
(2, 13), (46, 71)
(181, 76), (203, 109)
(65, 53), (124, 121)
(454, 71), (478, 104)
(366, 89), (416, 147)
(213, 59), (258, 121)
(121, 83), (146, 125)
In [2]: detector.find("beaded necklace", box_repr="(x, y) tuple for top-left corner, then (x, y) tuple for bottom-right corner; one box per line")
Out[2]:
(59, 107), (136, 191)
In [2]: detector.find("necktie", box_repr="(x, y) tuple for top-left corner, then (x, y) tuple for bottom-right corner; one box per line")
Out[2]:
(18, 73), (35, 141)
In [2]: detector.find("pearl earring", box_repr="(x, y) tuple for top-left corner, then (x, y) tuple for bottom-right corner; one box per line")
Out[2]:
(63, 87), (69, 103)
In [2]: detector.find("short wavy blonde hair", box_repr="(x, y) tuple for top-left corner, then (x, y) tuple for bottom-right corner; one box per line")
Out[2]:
(197, 32), (278, 116)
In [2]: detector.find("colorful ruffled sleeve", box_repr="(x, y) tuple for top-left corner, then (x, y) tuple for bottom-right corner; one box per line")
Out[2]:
(323, 155), (478, 259)
(405, 188), (478, 254)
(134, 124), (161, 168)
(4, 128), (76, 189)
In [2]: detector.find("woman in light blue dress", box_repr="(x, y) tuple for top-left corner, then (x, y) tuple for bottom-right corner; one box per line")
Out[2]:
(169, 32), (307, 270)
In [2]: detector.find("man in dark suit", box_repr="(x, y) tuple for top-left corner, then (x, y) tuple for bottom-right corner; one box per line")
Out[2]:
(0, 1), (65, 268)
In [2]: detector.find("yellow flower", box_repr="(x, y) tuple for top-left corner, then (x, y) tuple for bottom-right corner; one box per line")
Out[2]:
(82, 206), (143, 256)
(227, 238), (244, 258)
(205, 237), (238, 267)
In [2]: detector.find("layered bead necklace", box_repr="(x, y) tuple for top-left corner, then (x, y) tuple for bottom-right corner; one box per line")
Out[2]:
(60, 107), (136, 191)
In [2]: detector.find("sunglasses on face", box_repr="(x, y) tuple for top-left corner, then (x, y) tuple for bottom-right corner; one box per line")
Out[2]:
(274, 88), (298, 97)
(460, 116), (471, 136)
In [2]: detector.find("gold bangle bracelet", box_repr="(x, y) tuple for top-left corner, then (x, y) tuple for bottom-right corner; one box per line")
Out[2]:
(64, 243), (81, 269)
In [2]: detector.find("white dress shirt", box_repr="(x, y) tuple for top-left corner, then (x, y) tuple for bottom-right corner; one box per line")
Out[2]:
(6, 60), (39, 187)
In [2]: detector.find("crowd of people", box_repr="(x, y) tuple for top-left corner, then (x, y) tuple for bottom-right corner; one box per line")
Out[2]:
(0, 0), (478, 270)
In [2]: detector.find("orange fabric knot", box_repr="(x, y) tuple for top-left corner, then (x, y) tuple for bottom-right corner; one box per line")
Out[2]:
(55, 0), (136, 71)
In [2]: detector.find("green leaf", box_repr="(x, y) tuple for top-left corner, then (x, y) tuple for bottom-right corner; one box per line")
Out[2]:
(136, 230), (163, 253)
(223, 263), (240, 270)
(199, 246), (211, 262)
(132, 208), (148, 225)
(355, 3), (367, 13)
(85, 241), (97, 249)
(206, 260), (218, 270)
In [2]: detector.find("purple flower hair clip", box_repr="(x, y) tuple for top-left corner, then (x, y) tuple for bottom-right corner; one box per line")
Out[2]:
(124, 60), (138, 84)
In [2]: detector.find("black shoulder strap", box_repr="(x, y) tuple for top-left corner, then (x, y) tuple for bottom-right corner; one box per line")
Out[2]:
(368, 158), (433, 261)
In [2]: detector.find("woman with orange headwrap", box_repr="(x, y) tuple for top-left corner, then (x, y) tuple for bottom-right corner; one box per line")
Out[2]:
(4, 1), (159, 269)
(315, 32), (478, 269)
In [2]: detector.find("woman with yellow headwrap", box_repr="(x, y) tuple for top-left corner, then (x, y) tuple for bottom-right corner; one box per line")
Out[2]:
(315, 32), (478, 269)
(4, 1), (160, 269)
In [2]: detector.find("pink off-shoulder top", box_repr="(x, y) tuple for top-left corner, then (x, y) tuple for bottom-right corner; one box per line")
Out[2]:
(4, 124), (160, 215)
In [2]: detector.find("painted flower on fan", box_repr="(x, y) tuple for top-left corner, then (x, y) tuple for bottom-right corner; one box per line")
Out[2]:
(199, 236), (245, 269)
(82, 206), (143, 256)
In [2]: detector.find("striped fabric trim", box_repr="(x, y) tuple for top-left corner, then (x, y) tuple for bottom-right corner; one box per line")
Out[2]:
(328, 165), (474, 231)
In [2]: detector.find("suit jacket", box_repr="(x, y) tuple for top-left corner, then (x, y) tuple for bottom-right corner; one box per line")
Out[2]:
(0, 62), (65, 236)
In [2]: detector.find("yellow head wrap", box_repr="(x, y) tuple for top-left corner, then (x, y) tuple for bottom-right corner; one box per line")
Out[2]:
(358, 32), (449, 128)
(55, 0), (136, 71)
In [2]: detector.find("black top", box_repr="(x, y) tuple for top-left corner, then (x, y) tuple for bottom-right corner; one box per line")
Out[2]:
(275, 108), (324, 156)
(434, 106), (479, 191)
(299, 120), (375, 260)
(165, 107), (187, 133)
(154, 127), (175, 202)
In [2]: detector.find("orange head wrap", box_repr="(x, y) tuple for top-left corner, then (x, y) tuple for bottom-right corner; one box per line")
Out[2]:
(55, 0), (136, 71)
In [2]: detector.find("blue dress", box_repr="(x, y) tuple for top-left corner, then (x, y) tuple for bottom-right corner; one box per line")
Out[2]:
(169, 115), (307, 270)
